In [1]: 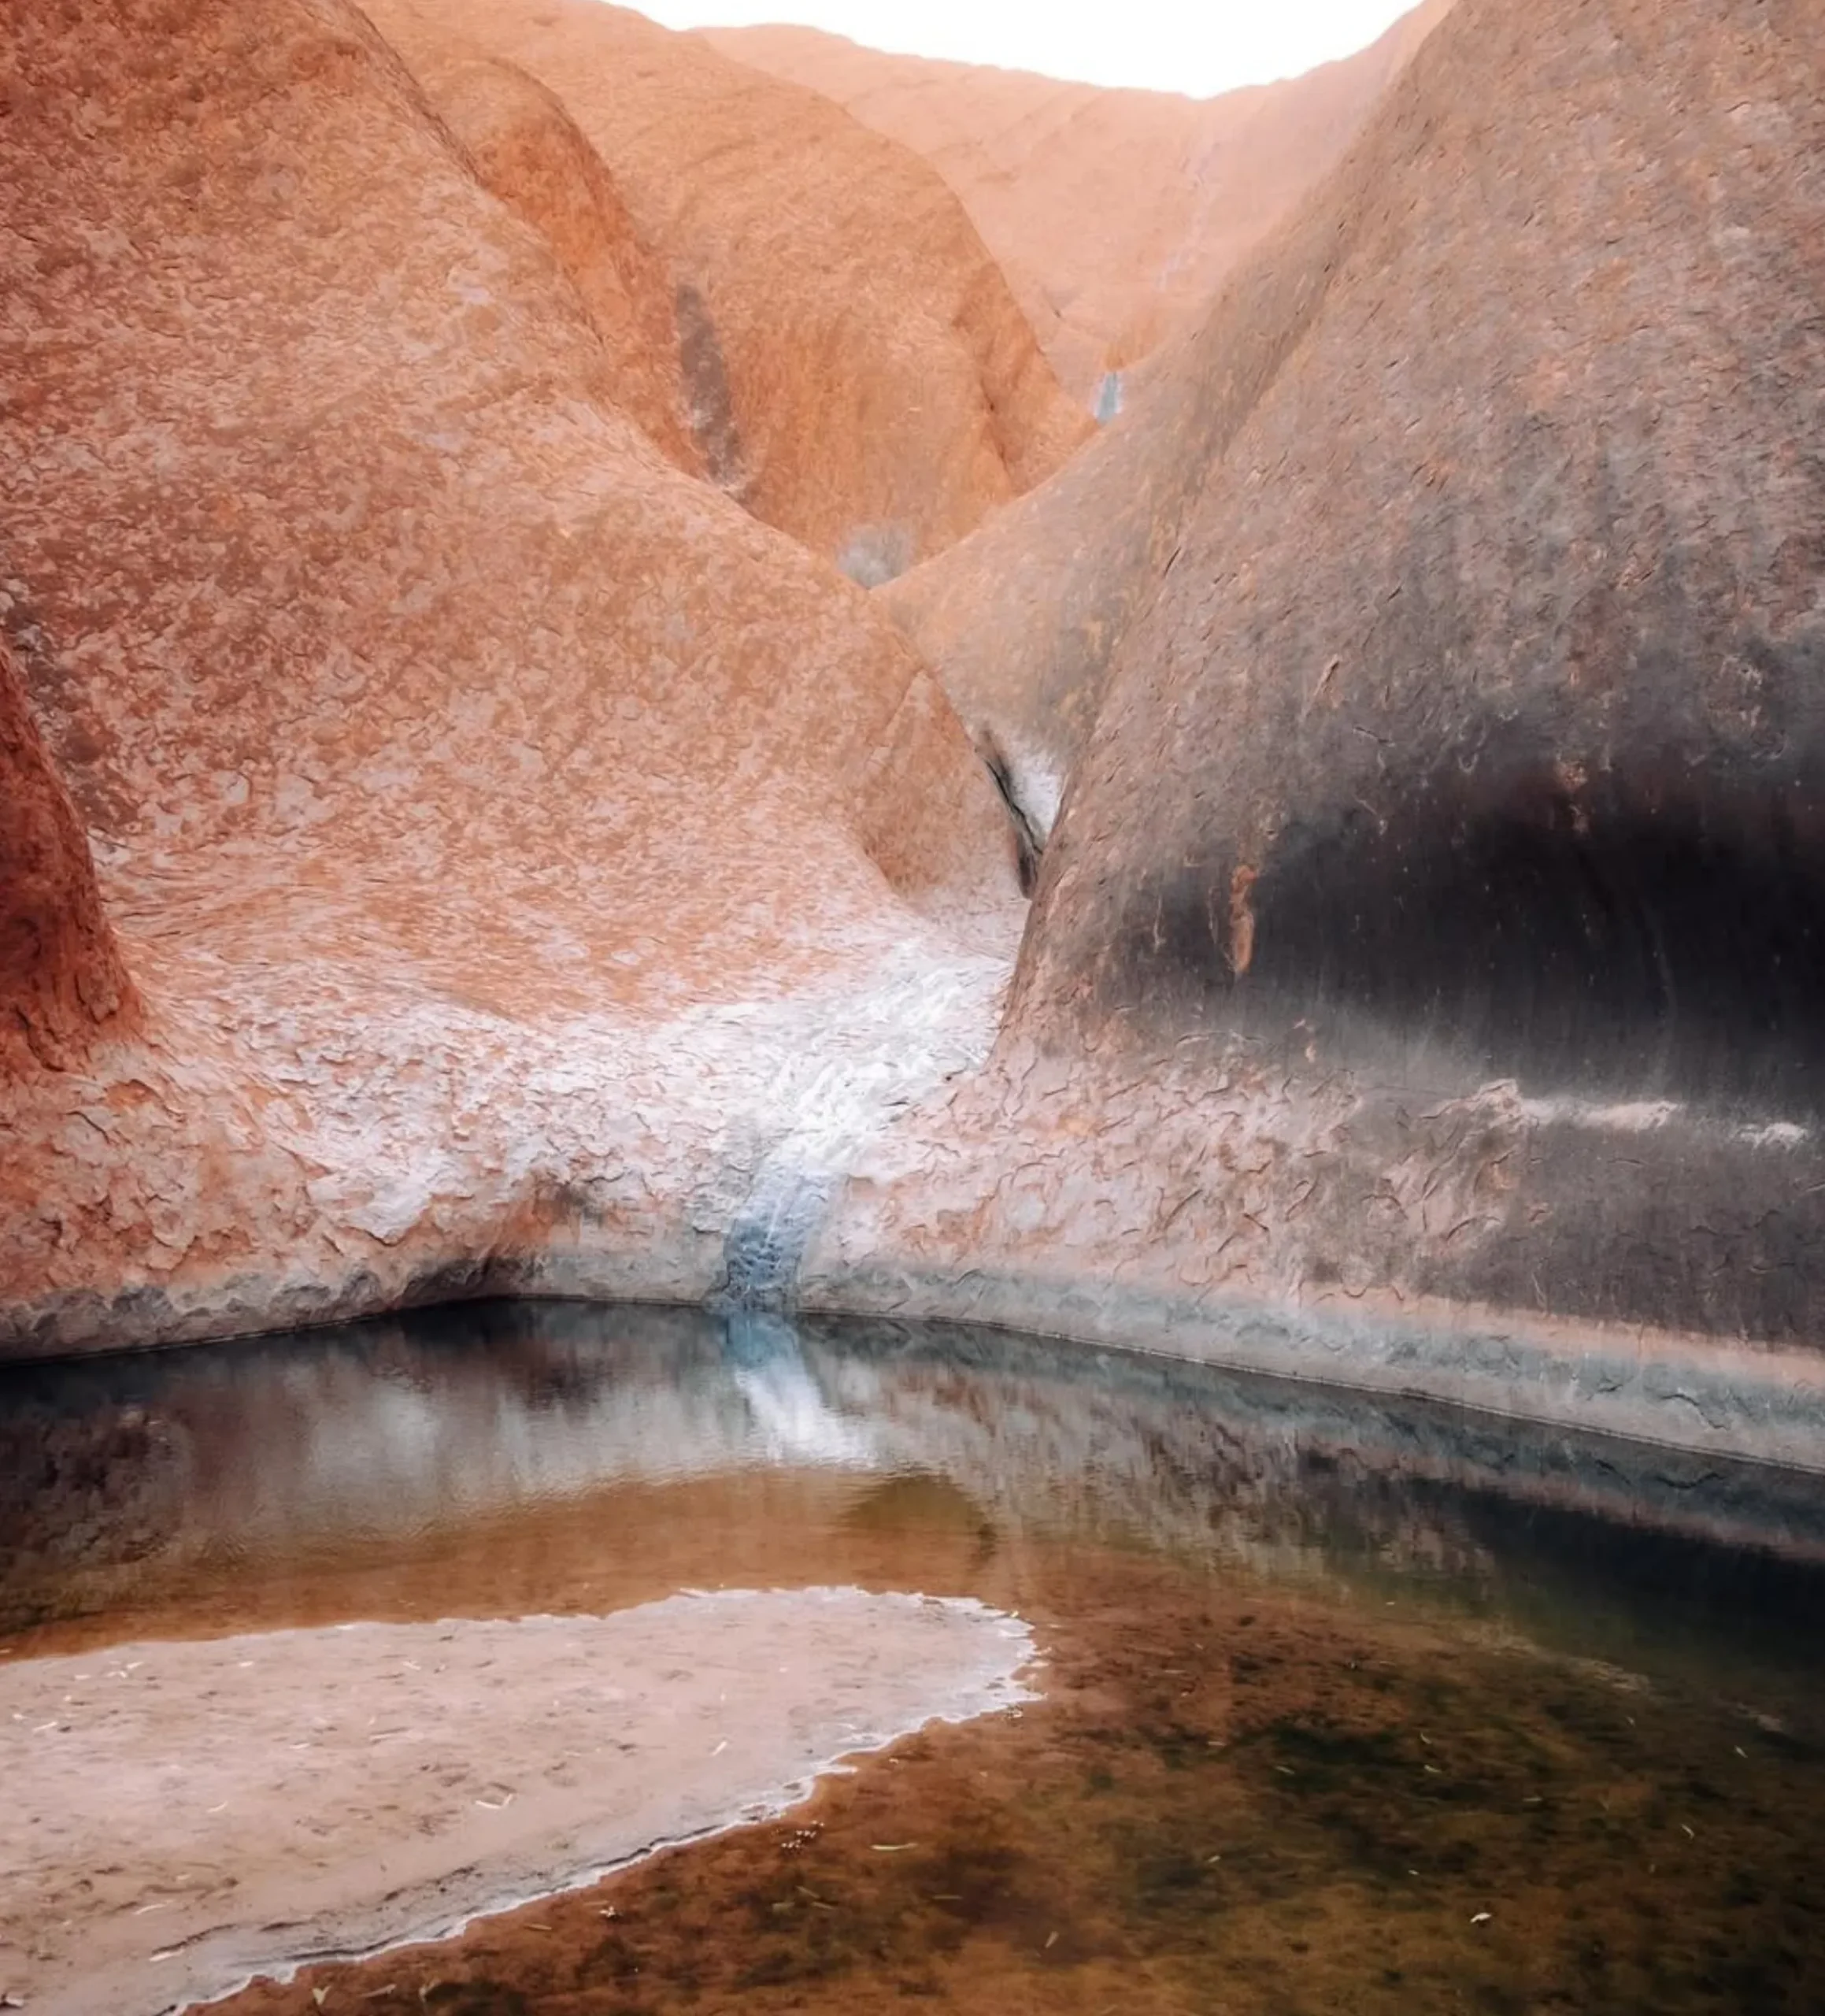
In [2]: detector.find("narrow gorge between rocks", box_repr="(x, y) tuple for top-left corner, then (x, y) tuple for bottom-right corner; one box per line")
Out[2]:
(4, 0), (1824, 2006)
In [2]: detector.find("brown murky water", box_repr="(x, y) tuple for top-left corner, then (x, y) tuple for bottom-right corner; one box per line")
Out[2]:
(6, 1303), (1825, 2014)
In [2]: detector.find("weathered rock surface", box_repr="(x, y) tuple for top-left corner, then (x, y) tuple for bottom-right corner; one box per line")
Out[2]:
(6, 0), (1825, 1466)
(0, 637), (137, 1076)
(801, 0), (1825, 1402)
(383, 29), (702, 474)
(709, 3), (1451, 406)
(867, 11), (1455, 855)
(878, 301), (1247, 850)
(0, 0), (1024, 1358)
(371, 0), (1092, 575)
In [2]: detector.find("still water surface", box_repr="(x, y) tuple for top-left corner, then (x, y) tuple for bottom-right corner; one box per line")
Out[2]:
(6, 1302), (1825, 2014)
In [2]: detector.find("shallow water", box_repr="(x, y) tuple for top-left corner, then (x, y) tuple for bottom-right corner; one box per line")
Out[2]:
(6, 1302), (1825, 2013)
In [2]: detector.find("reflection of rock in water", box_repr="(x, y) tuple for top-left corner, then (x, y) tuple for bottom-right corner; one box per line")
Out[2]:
(720, 1310), (875, 1466)
(11, 1302), (1825, 1669)
(794, 1314), (1825, 1580)
(0, 1399), (190, 1625)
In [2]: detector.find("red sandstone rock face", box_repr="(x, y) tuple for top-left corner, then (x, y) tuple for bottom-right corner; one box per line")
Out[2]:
(0, 637), (135, 1077)
(878, 306), (1236, 850)
(802, 0), (1825, 1385)
(709, 3), (1451, 407)
(6, 0), (1825, 1467)
(866, 6), (1451, 854)
(386, 30), (702, 474)
(0, 0), (1024, 1354)
(372, 0), (1091, 575)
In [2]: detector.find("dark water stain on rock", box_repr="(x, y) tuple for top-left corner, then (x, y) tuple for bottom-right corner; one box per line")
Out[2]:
(675, 279), (746, 495)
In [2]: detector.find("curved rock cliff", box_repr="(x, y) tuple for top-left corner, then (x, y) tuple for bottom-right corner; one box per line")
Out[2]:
(801, 0), (1825, 1455)
(370, 0), (1092, 574)
(709, 3), (1452, 406)
(0, 0), (1024, 1355)
(4, 0), (1824, 1466)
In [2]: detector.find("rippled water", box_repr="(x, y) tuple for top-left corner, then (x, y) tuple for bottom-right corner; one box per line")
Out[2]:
(7, 1303), (1825, 2013)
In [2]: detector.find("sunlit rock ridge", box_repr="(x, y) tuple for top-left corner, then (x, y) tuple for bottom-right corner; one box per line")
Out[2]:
(2, 0), (1823, 1466)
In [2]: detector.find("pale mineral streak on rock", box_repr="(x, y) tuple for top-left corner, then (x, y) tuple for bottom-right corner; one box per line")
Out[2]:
(0, 1591), (1038, 2016)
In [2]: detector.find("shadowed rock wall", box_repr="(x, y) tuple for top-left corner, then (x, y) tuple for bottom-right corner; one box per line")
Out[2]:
(0, 636), (136, 1075)
(800, 0), (1825, 1436)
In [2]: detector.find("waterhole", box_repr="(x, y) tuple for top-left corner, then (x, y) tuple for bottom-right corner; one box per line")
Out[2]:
(6, 1303), (1825, 2014)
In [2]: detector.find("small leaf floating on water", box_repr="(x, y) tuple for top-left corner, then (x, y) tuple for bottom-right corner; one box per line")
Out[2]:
(312, 1993), (328, 2010)
(872, 1843), (917, 1852)
(1471, 1912), (1492, 1925)
(1045, 1931), (1059, 1951)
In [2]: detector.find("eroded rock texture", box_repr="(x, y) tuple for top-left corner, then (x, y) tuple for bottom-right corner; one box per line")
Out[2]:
(709, 3), (1451, 406)
(370, 0), (1092, 574)
(389, 32), (703, 474)
(868, 7), (1452, 858)
(4, 0), (1824, 1462)
(0, 0), (1024, 1355)
(0, 638), (136, 1075)
(804, 0), (1825, 1421)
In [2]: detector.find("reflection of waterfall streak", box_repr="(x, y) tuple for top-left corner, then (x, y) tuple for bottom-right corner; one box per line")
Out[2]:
(722, 1310), (875, 1467)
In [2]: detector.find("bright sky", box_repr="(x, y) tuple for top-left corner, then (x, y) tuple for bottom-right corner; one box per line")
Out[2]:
(632, 0), (1420, 97)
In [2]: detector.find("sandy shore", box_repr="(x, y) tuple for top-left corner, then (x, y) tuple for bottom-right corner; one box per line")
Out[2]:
(0, 1588), (1035, 2016)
